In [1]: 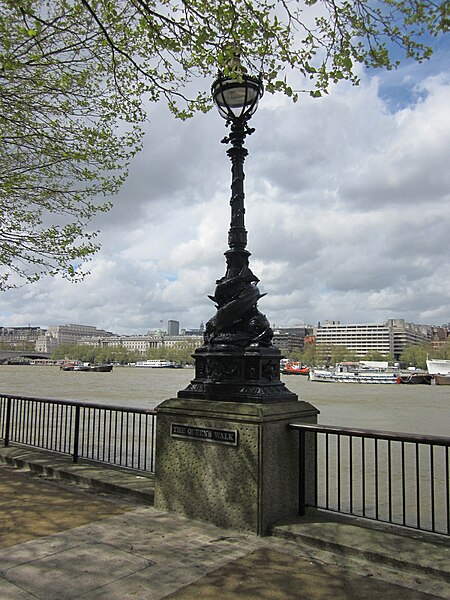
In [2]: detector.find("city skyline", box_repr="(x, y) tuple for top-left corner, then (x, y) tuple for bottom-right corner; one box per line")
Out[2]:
(2, 316), (448, 336)
(1, 40), (449, 334)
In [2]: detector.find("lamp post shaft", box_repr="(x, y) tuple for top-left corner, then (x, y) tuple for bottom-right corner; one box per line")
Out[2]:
(227, 121), (248, 250)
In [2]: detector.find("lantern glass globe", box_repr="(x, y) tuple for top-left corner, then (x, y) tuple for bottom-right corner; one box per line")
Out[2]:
(211, 75), (263, 122)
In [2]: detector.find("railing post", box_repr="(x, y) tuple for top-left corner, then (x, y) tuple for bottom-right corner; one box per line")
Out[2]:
(73, 405), (80, 463)
(4, 397), (12, 447)
(299, 429), (306, 516)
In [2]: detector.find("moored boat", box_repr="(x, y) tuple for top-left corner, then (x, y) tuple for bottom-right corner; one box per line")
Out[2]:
(73, 363), (91, 371)
(134, 359), (180, 368)
(90, 364), (113, 372)
(61, 362), (113, 372)
(426, 358), (450, 375)
(60, 362), (78, 371)
(281, 362), (310, 375)
(434, 374), (450, 386)
(309, 361), (400, 384)
(426, 358), (450, 385)
(399, 373), (432, 385)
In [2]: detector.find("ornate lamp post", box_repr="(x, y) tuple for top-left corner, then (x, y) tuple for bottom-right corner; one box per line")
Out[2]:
(179, 69), (296, 403)
(156, 66), (317, 534)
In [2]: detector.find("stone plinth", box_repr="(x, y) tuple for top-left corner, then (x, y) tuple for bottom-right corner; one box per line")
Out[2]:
(154, 398), (319, 535)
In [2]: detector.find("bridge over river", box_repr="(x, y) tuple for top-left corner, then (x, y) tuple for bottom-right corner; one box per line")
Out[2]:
(0, 351), (51, 363)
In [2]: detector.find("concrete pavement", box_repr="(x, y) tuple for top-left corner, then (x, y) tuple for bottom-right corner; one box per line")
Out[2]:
(0, 446), (449, 600)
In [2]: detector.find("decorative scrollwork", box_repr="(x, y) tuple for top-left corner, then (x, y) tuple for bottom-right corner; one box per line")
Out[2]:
(206, 359), (241, 381)
(204, 250), (273, 349)
(262, 361), (279, 380)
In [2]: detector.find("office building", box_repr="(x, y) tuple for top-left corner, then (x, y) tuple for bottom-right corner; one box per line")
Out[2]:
(315, 319), (431, 360)
(272, 326), (313, 356)
(35, 324), (114, 352)
(167, 320), (180, 336)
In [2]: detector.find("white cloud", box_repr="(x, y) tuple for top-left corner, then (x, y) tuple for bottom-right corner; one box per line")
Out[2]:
(2, 59), (450, 333)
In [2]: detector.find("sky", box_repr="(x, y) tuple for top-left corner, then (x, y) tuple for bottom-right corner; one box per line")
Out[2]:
(1, 38), (450, 335)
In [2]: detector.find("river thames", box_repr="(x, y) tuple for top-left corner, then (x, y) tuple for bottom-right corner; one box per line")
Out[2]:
(0, 365), (448, 436)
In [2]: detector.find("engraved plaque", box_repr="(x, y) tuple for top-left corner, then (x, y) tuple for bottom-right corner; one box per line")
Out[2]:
(171, 423), (238, 446)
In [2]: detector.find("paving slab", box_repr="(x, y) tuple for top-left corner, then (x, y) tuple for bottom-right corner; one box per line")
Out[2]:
(0, 462), (131, 548)
(165, 547), (444, 600)
(5, 543), (153, 600)
(0, 578), (36, 600)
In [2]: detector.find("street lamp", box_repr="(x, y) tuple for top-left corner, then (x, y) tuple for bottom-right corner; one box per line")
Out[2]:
(157, 69), (317, 535)
(211, 73), (263, 257)
(211, 73), (263, 123)
(179, 69), (296, 403)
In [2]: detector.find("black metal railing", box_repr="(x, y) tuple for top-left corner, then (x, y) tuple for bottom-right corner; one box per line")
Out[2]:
(290, 423), (450, 536)
(3, 393), (449, 536)
(0, 394), (157, 472)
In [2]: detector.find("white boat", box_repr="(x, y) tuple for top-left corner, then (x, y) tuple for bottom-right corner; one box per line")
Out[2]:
(134, 359), (180, 368)
(309, 361), (400, 384)
(426, 358), (450, 375)
(426, 359), (450, 385)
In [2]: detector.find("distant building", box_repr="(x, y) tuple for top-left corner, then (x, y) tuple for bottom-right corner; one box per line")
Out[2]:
(0, 326), (44, 346)
(80, 334), (203, 354)
(272, 326), (313, 356)
(387, 319), (431, 358)
(432, 325), (449, 341)
(162, 335), (203, 349)
(430, 324), (449, 351)
(35, 333), (59, 354)
(36, 324), (114, 352)
(80, 334), (161, 353)
(181, 323), (205, 337)
(314, 319), (431, 360)
(167, 320), (180, 336)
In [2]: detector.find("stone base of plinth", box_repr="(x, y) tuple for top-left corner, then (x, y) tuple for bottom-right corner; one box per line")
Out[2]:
(154, 398), (319, 535)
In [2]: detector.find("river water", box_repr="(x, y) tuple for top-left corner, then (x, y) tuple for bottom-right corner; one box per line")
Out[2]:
(1, 365), (448, 437)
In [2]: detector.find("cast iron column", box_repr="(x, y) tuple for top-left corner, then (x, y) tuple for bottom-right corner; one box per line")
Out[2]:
(227, 119), (248, 251)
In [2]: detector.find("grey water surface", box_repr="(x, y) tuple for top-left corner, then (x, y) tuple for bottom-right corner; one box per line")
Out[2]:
(1, 365), (448, 436)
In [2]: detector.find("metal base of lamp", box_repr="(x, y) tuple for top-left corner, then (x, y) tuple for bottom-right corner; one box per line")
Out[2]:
(178, 345), (297, 403)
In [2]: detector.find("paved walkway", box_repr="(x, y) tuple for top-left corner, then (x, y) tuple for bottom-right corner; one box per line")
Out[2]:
(0, 446), (449, 600)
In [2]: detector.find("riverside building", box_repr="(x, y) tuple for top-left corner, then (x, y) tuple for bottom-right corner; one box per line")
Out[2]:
(272, 326), (313, 355)
(88, 335), (162, 353)
(0, 326), (44, 346)
(314, 319), (431, 360)
(79, 333), (203, 354)
(35, 324), (114, 353)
